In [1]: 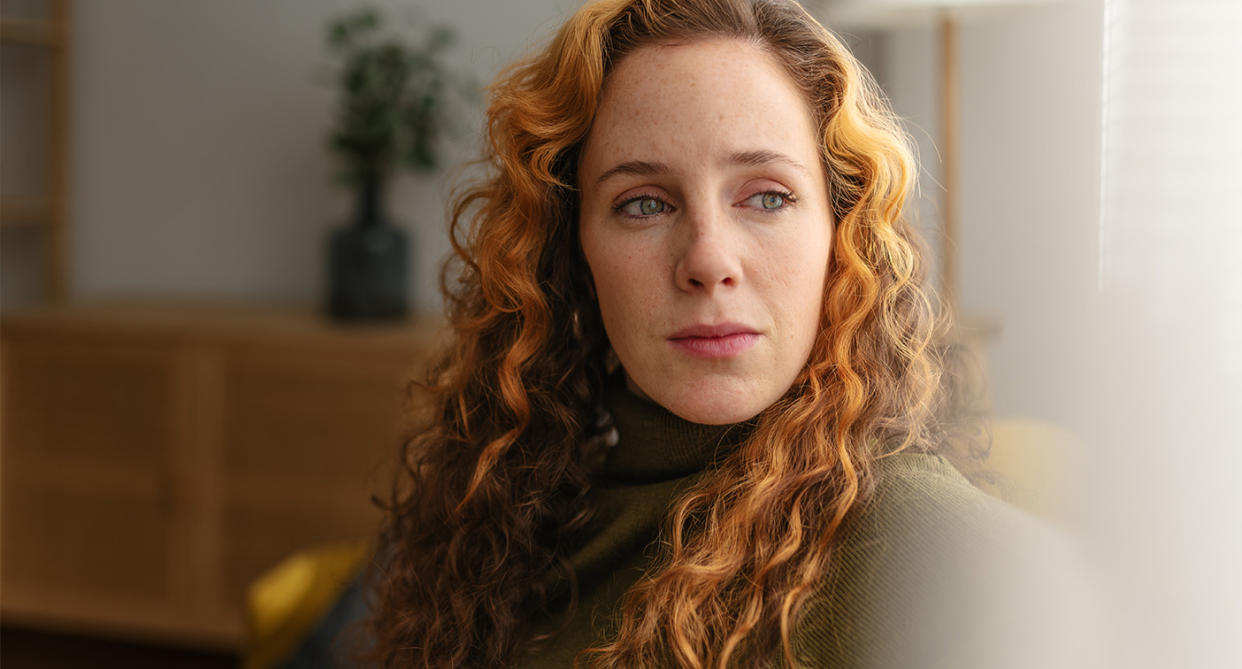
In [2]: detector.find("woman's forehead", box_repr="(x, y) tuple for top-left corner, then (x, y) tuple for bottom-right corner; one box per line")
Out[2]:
(581, 38), (821, 181)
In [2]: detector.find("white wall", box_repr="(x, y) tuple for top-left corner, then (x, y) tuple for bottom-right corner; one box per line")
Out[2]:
(955, 1), (1104, 430)
(68, 0), (582, 312)
(831, 1), (1105, 429)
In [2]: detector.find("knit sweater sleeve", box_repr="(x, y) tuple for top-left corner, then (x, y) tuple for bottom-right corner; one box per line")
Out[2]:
(786, 452), (1099, 669)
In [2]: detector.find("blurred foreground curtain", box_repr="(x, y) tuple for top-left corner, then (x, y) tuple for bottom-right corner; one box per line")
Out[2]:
(1092, 1), (1242, 667)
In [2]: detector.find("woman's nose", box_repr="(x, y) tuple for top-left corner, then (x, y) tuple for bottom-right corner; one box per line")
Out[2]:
(673, 206), (742, 294)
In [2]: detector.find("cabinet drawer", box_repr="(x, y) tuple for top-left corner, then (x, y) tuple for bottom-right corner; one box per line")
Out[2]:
(1, 339), (189, 613)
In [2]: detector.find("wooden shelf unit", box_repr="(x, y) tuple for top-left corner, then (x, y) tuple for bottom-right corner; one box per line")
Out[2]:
(0, 198), (51, 228)
(0, 0), (72, 303)
(0, 301), (444, 650)
(0, 16), (67, 47)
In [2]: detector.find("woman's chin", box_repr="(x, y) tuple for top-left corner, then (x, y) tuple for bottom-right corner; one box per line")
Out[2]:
(646, 385), (772, 426)
(624, 364), (792, 426)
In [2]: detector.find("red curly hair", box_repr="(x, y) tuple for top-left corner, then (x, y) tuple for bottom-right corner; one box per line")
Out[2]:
(366, 1), (983, 667)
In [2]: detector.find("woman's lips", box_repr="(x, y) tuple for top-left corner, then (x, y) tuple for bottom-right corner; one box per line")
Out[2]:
(668, 324), (759, 359)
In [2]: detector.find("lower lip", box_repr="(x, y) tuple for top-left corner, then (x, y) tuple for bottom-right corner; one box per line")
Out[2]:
(668, 333), (759, 359)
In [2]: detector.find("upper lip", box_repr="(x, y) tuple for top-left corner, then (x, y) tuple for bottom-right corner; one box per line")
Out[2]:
(668, 322), (758, 339)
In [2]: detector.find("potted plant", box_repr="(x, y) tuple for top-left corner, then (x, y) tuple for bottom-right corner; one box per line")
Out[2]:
(323, 7), (470, 321)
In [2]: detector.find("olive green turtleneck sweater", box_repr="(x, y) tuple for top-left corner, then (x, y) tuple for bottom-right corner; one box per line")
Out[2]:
(513, 378), (1059, 669)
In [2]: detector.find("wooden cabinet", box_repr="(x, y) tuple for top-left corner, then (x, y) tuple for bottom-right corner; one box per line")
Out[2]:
(0, 302), (442, 649)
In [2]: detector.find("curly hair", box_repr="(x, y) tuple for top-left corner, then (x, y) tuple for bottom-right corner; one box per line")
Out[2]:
(365, 1), (984, 667)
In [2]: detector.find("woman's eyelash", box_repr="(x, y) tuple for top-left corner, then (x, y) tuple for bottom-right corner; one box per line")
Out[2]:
(746, 190), (797, 211)
(613, 195), (672, 217)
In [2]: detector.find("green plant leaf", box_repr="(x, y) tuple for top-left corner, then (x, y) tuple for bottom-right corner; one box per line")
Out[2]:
(321, 6), (474, 183)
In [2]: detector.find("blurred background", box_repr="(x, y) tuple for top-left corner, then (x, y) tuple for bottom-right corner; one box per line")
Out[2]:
(1, 0), (1238, 667)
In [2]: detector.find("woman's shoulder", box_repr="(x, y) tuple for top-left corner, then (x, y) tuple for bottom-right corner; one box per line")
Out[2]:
(852, 449), (1018, 537)
(787, 450), (1102, 669)
(813, 449), (1035, 625)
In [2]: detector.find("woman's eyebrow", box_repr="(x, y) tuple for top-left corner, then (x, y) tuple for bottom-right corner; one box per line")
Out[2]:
(595, 150), (810, 187)
(727, 149), (812, 176)
(596, 159), (670, 186)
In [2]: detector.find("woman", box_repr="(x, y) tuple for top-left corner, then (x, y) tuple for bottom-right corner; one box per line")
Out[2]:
(365, 0), (1036, 667)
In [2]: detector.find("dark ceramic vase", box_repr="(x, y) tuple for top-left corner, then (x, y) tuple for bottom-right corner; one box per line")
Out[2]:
(327, 175), (410, 321)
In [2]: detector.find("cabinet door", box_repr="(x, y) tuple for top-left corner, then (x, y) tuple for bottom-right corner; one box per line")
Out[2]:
(217, 345), (418, 620)
(0, 338), (198, 634)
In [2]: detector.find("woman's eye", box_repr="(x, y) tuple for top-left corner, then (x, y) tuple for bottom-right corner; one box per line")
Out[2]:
(616, 196), (669, 217)
(742, 191), (795, 211)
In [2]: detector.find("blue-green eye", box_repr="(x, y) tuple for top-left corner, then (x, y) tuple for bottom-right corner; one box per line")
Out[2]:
(617, 196), (668, 217)
(744, 191), (794, 211)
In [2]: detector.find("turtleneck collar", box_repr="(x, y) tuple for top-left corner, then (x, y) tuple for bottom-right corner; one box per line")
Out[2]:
(600, 371), (756, 482)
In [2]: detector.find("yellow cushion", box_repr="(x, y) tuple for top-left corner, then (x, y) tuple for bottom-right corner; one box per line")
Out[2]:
(984, 418), (1081, 525)
(243, 540), (371, 669)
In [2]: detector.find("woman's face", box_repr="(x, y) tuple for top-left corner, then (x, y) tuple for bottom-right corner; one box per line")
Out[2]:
(578, 38), (834, 425)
